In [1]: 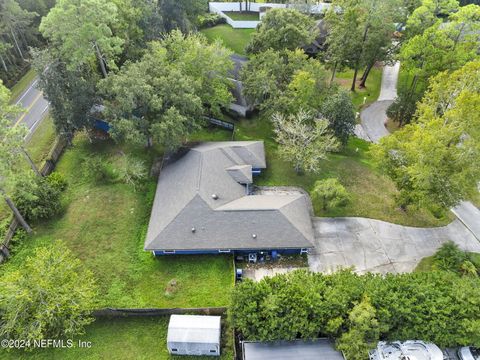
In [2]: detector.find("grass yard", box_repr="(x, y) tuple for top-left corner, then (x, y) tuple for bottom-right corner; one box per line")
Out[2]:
(8, 68), (36, 103)
(198, 116), (451, 227)
(0, 133), (234, 308)
(0, 317), (234, 360)
(335, 67), (383, 111)
(223, 11), (259, 21)
(201, 24), (255, 55)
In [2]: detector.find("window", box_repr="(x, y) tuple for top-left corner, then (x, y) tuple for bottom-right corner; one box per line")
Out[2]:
(300, 248), (309, 254)
(163, 250), (176, 254)
(171, 348), (178, 352)
(210, 350), (217, 353)
(218, 249), (231, 253)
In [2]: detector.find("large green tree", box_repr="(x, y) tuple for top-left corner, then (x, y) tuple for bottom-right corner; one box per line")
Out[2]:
(101, 31), (233, 150)
(0, 242), (97, 341)
(40, 0), (124, 77)
(406, 0), (459, 37)
(372, 61), (480, 213)
(246, 8), (317, 54)
(325, 0), (400, 90)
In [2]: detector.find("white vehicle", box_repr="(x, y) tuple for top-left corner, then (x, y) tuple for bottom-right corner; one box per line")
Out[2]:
(459, 347), (480, 360)
(369, 341), (444, 360)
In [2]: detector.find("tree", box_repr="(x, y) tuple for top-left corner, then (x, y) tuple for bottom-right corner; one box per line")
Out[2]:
(386, 87), (423, 126)
(272, 110), (339, 174)
(400, 4), (480, 94)
(101, 31), (233, 150)
(325, 0), (400, 90)
(336, 297), (381, 360)
(40, 0), (124, 77)
(33, 49), (99, 139)
(0, 242), (97, 341)
(0, 81), (32, 232)
(246, 8), (317, 54)
(311, 178), (350, 211)
(406, 0), (459, 37)
(372, 61), (480, 213)
(319, 87), (356, 145)
(240, 49), (326, 111)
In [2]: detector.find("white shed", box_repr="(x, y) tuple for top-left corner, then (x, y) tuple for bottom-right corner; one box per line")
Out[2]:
(167, 315), (221, 356)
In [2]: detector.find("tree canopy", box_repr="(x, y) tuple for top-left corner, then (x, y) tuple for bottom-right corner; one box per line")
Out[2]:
(101, 31), (233, 150)
(372, 61), (480, 213)
(246, 8), (317, 54)
(0, 242), (97, 341)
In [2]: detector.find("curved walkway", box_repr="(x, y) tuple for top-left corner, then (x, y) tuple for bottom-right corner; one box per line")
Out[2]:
(308, 217), (480, 274)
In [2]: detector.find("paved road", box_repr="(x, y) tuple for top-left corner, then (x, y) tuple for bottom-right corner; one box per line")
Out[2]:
(359, 100), (392, 142)
(308, 217), (480, 274)
(359, 62), (399, 143)
(13, 77), (49, 137)
(451, 201), (480, 241)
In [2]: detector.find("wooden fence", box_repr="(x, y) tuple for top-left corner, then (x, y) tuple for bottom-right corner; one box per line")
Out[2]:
(0, 136), (68, 263)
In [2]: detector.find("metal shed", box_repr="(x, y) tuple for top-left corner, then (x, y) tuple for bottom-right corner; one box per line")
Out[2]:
(167, 315), (221, 356)
(242, 338), (345, 360)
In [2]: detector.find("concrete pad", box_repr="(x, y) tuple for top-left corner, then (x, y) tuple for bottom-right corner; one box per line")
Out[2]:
(309, 217), (480, 274)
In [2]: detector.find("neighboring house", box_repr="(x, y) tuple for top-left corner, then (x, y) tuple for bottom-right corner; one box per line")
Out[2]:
(242, 339), (345, 360)
(369, 341), (444, 360)
(167, 315), (221, 356)
(145, 141), (315, 256)
(228, 54), (253, 117)
(304, 19), (329, 56)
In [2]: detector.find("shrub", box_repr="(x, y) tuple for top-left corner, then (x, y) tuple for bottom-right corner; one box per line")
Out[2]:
(311, 178), (350, 211)
(115, 155), (148, 190)
(46, 171), (68, 192)
(433, 241), (479, 276)
(197, 13), (226, 28)
(82, 157), (117, 184)
(12, 176), (63, 222)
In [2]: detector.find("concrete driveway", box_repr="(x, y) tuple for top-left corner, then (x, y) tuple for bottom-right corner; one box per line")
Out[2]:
(308, 217), (480, 274)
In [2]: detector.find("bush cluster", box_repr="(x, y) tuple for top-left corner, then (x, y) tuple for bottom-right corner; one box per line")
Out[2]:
(197, 13), (226, 29)
(230, 269), (480, 360)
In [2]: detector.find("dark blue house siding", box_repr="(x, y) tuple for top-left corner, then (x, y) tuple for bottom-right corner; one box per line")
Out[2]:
(153, 248), (309, 256)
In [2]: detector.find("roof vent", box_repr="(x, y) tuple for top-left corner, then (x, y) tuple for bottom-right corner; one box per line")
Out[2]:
(212, 194), (219, 200)
(191, 227), (196, 233)
(252, 234), (257, 239)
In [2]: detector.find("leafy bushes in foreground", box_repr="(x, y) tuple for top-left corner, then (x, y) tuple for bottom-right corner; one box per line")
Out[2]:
(230, 270), (480, 360)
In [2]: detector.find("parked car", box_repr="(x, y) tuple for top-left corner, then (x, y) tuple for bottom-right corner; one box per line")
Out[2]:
(459, 347), (480, 360)
(369, 341), (443, 360)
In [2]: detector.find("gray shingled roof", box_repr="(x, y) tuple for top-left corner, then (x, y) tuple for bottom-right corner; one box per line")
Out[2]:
(243, 339), (345, 360)
(145, 141), (314, 251)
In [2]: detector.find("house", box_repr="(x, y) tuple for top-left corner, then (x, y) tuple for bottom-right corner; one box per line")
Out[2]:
(145, 141), (315, 256)
(369, 341), (444, 360)
(242, 339), (345, 360)
(167, 315), (221, 356)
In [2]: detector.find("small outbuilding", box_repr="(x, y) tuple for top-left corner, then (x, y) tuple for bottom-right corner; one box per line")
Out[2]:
(167, 315), (221, 356)
(242, 338), (345, 360)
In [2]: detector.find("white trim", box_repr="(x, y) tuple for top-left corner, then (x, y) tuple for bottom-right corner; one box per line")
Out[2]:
(218, 249), (231, 253)
(163, 250), (176, 254)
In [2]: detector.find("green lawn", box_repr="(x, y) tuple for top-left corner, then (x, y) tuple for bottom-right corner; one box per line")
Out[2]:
(8, 68), (36, 103)
(335, 67), (383, 111)
(198, 116), (451, 227)
(0, 317), (234, 360)
(0, 133), (234, 308)
(25, 115), (56, 167)
(223, 11), (259, 21)
(200, 24), (255, 55)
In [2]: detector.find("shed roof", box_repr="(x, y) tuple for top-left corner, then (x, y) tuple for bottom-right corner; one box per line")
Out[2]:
(145, 141), (315, 251)
(243, 339), (344, 360)
(167, 315), (221, 344)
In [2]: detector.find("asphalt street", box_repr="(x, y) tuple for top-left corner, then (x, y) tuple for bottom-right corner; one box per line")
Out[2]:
(13, 77), (49, 137)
